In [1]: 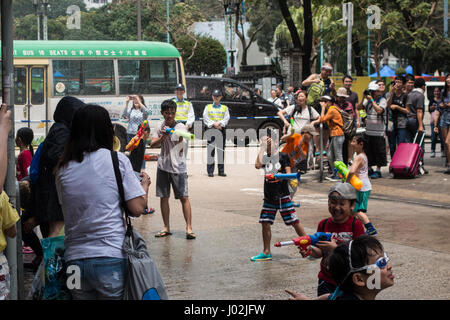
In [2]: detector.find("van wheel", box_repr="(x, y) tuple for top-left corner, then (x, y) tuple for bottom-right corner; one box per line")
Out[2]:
(113, 124), (127, 152)
(258, 122), (282, 141)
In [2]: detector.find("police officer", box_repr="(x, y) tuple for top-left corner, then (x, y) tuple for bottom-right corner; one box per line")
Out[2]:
(173, 83), (195, 130)
(203, 89), (230, 177)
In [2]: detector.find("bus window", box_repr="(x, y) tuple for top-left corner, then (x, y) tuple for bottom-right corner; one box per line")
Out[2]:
(31, 68), (45, 105)
(118, 59), (178, 95)
(52, 60), (115, 96)
(14, 67), (27, 105)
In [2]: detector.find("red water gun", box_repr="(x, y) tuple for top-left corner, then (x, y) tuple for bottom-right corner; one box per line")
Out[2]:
(126, 120), (148, 151)
(274, 232), (332, 257)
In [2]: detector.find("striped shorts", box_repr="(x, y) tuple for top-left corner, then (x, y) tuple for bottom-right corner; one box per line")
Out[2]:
(259, 196), (299, 225)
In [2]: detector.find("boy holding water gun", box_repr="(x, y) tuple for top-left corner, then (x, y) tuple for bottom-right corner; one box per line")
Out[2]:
(251, 133), (307, 262)
(298, 183), (365, 296)
(346, 134), (377, 236)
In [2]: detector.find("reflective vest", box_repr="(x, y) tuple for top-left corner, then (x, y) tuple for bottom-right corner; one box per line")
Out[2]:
(207, 104), (228, 122)
(174, 98), (191, 121)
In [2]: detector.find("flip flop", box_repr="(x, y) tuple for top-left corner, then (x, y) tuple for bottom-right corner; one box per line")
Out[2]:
(186, 232), (196, 240)
(155, 230), (172, 238)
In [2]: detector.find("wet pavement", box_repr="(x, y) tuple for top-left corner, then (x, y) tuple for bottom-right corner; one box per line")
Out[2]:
(22, 143), (450, 300)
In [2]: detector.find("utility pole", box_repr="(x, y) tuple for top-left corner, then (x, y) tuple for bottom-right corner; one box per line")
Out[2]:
(445, 0), (449, 38)
(42, 0), (49, 40)
(137, 0), (142, 40)
(343, 2), (353, 76)
(166, 0), (170, 43)
(2, 0), (23, 300)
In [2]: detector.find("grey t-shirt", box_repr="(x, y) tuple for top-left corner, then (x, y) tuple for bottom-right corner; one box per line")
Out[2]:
(153, 121), (187, 174)
(363, 97), (387, 137)
(406, 89), (425, 118)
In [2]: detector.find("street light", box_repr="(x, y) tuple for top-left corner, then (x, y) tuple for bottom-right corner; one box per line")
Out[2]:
(32, 0), (50, 40)
(32, 0), (41, 40)
(223, 0), (240, 74)
(42, 0), (49, 41)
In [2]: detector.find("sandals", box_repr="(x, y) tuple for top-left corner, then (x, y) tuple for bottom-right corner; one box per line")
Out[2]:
(186, 232), (196, 240)
(155, 230), (172, 238)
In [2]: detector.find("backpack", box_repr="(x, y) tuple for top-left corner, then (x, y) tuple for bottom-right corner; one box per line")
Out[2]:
(337, 106), (355, 138)
(29, 142), (44, 185)
(307, 79), (325, 107)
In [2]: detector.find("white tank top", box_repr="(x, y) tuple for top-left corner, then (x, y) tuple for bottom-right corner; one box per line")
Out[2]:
(357, 153), (372, 192)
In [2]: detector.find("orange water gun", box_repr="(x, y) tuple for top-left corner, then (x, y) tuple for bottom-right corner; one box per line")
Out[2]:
(126, 120), (148, 151)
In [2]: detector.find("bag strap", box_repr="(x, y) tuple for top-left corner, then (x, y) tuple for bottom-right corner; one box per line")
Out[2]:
(111, 150), (133, 236)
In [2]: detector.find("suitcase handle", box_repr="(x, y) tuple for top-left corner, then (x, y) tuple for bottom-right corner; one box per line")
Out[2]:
(413, 131), (425, 146)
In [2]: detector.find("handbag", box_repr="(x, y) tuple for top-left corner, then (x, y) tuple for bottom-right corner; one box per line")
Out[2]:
(110, 151), (169, 300)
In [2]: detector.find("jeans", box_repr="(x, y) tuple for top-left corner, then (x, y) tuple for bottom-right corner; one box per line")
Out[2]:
(430, 123), (444, 153)
(396, 128), (409, 145)
(328, 135), (344, 174)
(386, 130), (397, 159)
(67, 257), (128, 300)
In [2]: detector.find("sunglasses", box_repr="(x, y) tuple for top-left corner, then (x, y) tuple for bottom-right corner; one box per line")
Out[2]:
(346, 240), (390, 278)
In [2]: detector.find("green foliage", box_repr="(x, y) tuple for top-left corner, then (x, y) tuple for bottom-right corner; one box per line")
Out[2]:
(177, 35), (226, 75)
(395, 67), (406, 76)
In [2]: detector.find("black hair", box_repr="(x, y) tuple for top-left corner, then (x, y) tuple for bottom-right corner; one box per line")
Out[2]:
(57, 104), (114, 169)
(405, 74), (415, 82)
(328, 235), (384, 293)
(351, 133), (369, 155)
(138, 95), (146, 106)
(342, 75), (353, 82)
(161, 99), (177, 112)
(16, 127), (34, 157)
(394, 75), (406, 84)
(444, 74), (450, 96)
(414, 77), (426, 88)
(19, 180), (32, 212)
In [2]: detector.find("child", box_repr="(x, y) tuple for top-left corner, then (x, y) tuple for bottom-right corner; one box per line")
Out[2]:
(0, 191), (20, 300)
(128, 123), (150, 173)
(19, 179), (43, 270)
(251, 133), (307, 261)
(150, 99), (195, 239)
(300, 182), (365, 296)
(285, 235), (394, 300)
(15, 127), (34, 181)
(347, 134), (377, 235)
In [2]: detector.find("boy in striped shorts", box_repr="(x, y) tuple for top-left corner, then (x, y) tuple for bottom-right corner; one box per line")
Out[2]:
(251, 134), (307, 261)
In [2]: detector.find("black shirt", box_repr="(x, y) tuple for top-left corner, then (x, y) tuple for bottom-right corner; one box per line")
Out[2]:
(262, 152), (291, 201)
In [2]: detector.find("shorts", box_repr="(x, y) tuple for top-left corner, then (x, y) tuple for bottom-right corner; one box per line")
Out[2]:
(354, 190), (371, 213)
(0, 252), (10, 300)
(156, 168), (189, 199)
(259, 196), (299, 225)
(440, 113), (450, 128)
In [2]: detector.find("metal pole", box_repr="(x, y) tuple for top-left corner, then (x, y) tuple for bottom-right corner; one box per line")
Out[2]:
(368, 29), (371, 75)
(319, 123), (324, 182)
(320, 23), (323, 68)
(346, 3), (353, 76)
(166, 0), (170, 43)
(2, 0), (19, 300)
(445, 0), (448, 39)
(43, 3), (48, 41)
(137, 0), (142, 41)
(37, 13), (41, 40)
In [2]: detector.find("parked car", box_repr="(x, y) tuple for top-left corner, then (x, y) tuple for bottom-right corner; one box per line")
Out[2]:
(186, 76), (283, 145)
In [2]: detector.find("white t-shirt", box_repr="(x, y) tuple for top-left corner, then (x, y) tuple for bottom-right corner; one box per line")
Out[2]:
(153, 121), (187, 174)
(284, 104), (319, 133)
(55, 148), (145, 262)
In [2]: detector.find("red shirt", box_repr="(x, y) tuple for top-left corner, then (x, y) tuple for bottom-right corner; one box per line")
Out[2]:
(16, 149), (33, 181)
(316, 216), (365, 285)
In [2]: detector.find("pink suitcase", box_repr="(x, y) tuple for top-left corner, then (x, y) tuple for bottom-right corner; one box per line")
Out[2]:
(389, 133), (424, 178)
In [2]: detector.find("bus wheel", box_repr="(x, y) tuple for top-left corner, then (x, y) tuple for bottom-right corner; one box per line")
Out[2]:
(113, 124), (127, 152)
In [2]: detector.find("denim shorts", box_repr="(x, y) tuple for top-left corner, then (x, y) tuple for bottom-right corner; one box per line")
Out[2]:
(440, 113), (450, 128)
(66, 257), (128, 300)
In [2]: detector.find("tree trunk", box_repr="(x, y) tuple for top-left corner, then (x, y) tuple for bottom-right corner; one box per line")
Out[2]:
(302, 0), (313, 79)
(277, 0), (302, 49)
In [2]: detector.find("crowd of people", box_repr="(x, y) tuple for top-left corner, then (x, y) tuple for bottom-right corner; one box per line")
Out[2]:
(0, 66), (448, 301)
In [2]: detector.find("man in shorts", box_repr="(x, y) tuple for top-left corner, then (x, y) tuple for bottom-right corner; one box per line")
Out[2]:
(151, 99), (195, 239)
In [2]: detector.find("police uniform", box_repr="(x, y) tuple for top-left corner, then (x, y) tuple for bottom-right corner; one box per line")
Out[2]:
(173, 84), (195, 129)
(203, 89), (230, 177)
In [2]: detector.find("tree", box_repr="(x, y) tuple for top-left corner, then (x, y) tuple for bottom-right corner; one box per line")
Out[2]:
(276, 0), (314, 79)
(177, 35), (227, 75)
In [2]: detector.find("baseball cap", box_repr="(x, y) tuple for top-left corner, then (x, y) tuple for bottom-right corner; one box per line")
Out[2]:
(328, 182), (357, 200)
(319, 95), (334, 102)
(175, 83), (185, 91)
(336, 87), (349, 98)
(212, 89), (222, 96)
(368, 81), (379, 91)
(301, 124), (319, 136)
